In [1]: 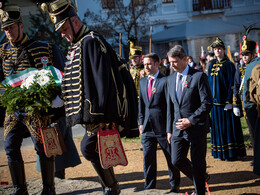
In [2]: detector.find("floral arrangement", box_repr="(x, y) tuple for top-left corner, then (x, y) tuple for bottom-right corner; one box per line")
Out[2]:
(0, 67), (61, 116)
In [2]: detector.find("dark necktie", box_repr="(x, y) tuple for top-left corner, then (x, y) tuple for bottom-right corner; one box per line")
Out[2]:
(148, 77), (154, 101)
(176, 74), (183, 103)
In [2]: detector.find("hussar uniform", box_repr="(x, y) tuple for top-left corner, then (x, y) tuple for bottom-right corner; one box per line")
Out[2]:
(0, 3), (68, 194)
(39, 1), (139, 194)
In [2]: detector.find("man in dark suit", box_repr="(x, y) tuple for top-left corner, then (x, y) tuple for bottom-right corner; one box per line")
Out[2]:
(139, 53), (180, 192)
(166, 45), (213, 195)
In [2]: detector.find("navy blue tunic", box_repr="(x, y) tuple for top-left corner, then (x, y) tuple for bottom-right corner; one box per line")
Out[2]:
(208, 57), (246, 160)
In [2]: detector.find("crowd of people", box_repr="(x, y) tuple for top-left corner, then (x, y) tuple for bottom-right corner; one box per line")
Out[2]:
(128, 35), (259, 195)
(0, 0), (259, 195)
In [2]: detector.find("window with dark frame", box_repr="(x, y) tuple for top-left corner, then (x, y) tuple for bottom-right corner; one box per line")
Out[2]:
(134, 0), (145, 6)
(101, 0), (115, 9)
(193, 0), (231, 11)
(162, 0), (174, 3)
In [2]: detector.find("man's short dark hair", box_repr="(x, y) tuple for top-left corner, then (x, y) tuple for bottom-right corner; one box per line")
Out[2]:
(167, 45), (187, 59)
(143, 53), (160, 63)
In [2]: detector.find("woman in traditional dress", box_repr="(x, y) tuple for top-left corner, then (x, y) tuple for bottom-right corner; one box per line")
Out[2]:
(207, 37), (246, 161)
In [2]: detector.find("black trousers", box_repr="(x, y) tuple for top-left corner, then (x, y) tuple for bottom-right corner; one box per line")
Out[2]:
(80, 133), (99, 162)
(141, 132), (180, 189)
(4, 121), (48, 162)
(171, 132), (207, 195)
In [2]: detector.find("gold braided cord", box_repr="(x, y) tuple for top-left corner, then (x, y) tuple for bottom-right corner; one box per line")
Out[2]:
(63, 86), (81, 93)
(213, 103), (225, 106)
(30, 51), (50, 56)
(65, 104), (81, 112)
(65, 108), (81, 117)
(3, 115), (17, 140)
(110, 67), (128, 120)
(49, 4), (69, 16)
(63, 41), (83, 117)
(84, 99), (104, 116)
(63, 70), (80, 75)
(62, 82), (80, 86)
(23, 116), (42, 142)
(69, 58), (80, 63)
(27, 46), (49, 52)
(118, 63), (127, 71)
(213, 63), (223, 67)
(64, 63), (80, 71)
(63, 91), (82, 100)
(64, 97), (81, 104)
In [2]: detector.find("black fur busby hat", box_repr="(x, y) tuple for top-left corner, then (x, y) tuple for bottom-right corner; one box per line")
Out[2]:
(34, 0), (77, 31)
(0, 1), (23, 29)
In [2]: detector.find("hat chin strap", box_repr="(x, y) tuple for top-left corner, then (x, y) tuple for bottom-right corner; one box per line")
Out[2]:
(14, 23), (21, 43)
(68, 18), (76, 42)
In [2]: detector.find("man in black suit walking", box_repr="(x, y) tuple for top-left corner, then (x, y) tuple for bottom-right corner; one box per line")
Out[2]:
(139, 53), (180, 192)
(166, 45), (213, 195)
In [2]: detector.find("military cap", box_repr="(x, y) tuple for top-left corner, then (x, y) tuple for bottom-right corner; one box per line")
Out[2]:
(208, 37), (225, 50)
(37, 0), (77, 31)
(241, 39), (256, 55)
(129, 46), (142, 59)
(0, 2), (22, 29)
(129, 38), (142, 59)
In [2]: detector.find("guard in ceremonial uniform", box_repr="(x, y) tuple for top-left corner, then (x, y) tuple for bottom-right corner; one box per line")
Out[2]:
(129, 39), (147, 95)
(37, 0), (139, 194)
(233, 39), (256, 166)
(241, 35), (260, 176)
(0, 3), (65, 194)
(207, 37), (246, 161)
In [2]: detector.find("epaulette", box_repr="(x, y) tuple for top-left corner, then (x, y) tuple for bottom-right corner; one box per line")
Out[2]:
(78, 30), (107, 54)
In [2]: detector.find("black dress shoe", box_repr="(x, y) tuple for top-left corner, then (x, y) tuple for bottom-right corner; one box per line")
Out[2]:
(169, 186), (180, 193)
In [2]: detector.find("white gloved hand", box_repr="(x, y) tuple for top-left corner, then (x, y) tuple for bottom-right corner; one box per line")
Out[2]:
(233, 107), (241, 117)
(51, 96), (64, 108)
(224, 103), (232, 111)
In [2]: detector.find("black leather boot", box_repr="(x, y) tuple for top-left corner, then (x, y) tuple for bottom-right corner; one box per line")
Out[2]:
(91, 161), (120, 195)
(8, 161), (29, 195)
(55, 169), (65, 179)
(40, 157), (56, 195)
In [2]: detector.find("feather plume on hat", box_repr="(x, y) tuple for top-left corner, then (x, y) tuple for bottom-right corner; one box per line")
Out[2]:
(240, 24), (260, 55)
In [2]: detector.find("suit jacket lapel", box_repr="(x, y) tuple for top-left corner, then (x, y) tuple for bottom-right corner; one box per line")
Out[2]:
(179, 70), (192, 105)
(144, 77), (149, 103)
(172, 72), (178, 104)
(148, 73), (163, 106)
